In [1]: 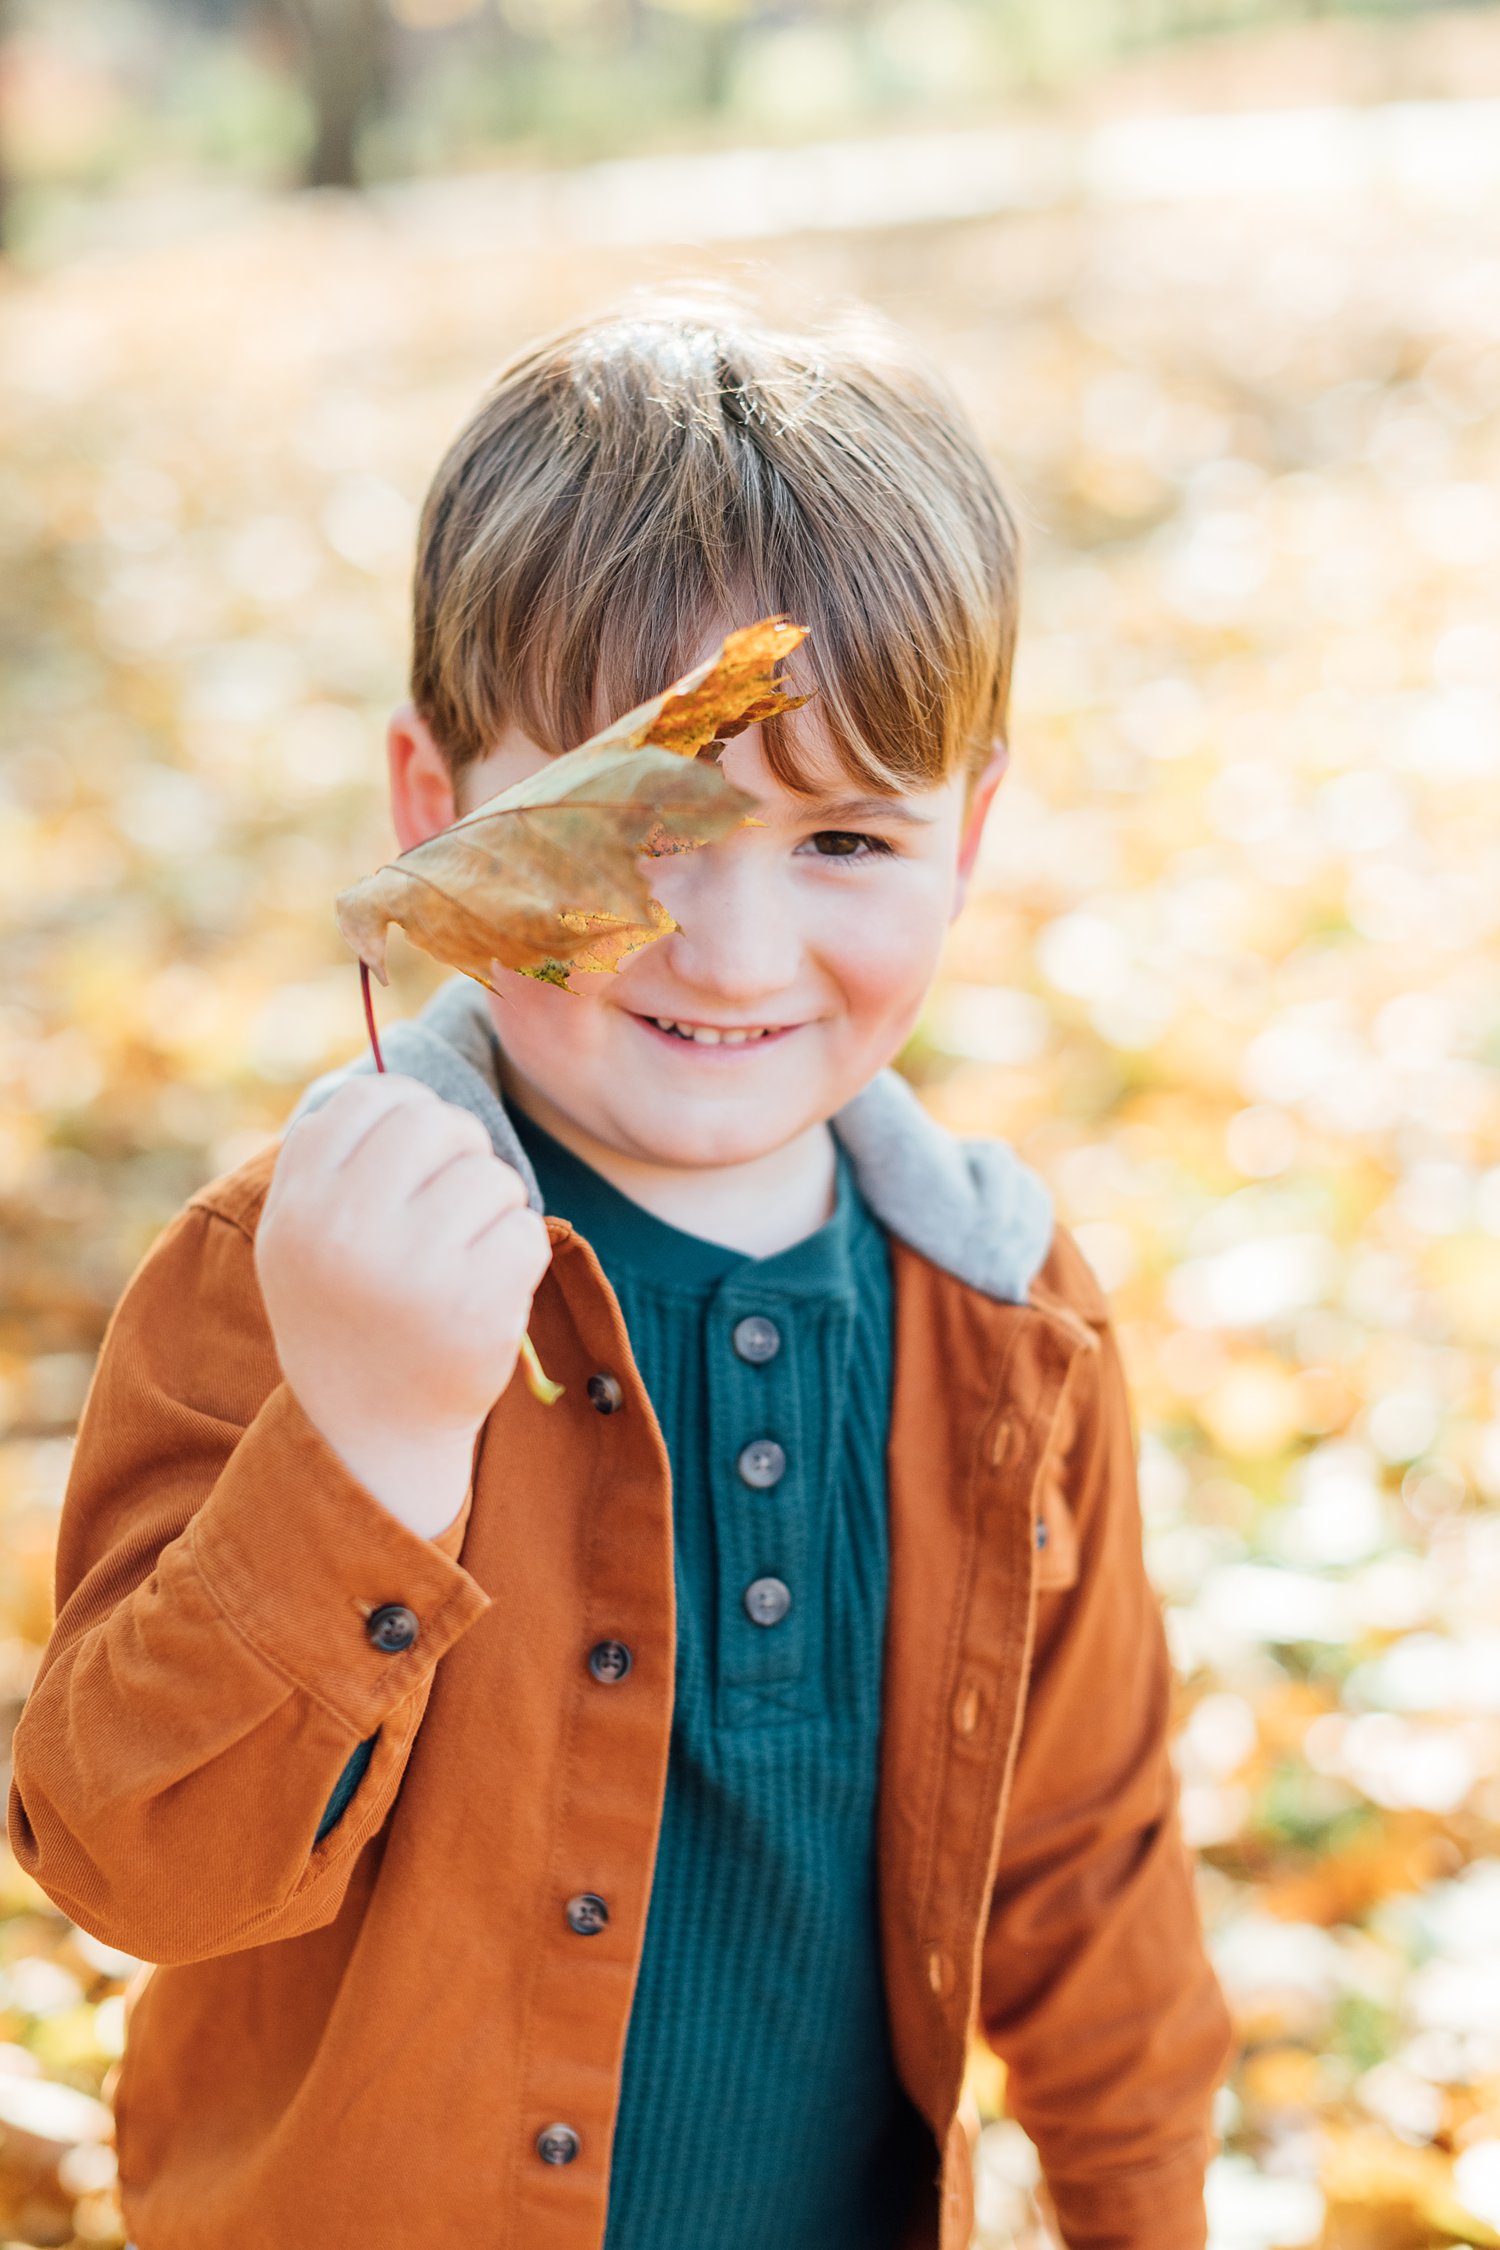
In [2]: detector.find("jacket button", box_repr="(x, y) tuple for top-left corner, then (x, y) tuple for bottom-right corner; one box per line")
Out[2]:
(744, 1576), (791, 1627)
(365, 1603), (418, 1653)
(588, 1639), (633, 1683)
(565, 1892), (609, 1935)
(587, 1372), (624, 1414)
(732, 1314), (781, 1364)
(736, 1437), (786, 1490)
(536, 2123), (580, 2167)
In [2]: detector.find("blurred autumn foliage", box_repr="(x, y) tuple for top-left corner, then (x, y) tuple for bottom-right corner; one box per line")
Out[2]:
(3, 34), (1500, 2250)
(7, 0), (1496, 239)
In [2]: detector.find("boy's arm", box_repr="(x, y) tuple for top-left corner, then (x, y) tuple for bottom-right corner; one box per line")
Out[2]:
(7, 1181), (492, 1967)
(976, 1314), (1235, 2250)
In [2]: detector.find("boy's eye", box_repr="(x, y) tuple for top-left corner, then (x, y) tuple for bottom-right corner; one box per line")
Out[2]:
(804, 830), (893, 860)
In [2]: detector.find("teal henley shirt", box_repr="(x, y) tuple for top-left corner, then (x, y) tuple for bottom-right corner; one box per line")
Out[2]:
(509, 1106), (932, 2250)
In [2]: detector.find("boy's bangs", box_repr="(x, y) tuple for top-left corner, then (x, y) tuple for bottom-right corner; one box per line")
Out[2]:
(494, 574), (960, 803)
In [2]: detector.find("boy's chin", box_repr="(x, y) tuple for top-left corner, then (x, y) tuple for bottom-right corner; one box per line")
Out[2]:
(615, 1101), (813, 1173)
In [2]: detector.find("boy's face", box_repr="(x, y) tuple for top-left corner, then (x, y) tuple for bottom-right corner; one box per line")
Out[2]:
(387, 700), (1006, 1174)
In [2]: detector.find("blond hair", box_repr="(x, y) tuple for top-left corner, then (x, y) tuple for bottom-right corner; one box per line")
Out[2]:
(411, 291), (1021, 796)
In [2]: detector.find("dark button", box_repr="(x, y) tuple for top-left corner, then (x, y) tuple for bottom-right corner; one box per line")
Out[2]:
(587, 1372), (624, 1415)
(732, 1314), (781, 1365)
(588, 1638), (633, 1683)
(565, 1891), (609, 1936)
(365, 1603), (419, 1653)
(1036, 1520), (1049, 1548)
(536, 2123), (580, 2167)
(744, 1576), (791, 1627)
(737, 1437), (786, 1490)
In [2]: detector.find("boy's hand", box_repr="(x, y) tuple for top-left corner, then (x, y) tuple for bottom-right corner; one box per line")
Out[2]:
(255, 1076), (552, 1539)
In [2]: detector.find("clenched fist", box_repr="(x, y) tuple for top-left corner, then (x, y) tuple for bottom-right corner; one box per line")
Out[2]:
(255, 1075), (552, 1539)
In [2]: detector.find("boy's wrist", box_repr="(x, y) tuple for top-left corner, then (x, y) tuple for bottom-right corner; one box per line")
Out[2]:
(292, 1401), (480, 1542)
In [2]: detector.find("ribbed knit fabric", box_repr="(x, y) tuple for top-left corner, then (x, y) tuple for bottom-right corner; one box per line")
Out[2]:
(507, 1106), (934, 2250)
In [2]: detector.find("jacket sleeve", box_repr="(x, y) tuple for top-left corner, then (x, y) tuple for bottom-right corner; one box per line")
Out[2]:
(976, 1312), (1235, 2250)
(7, 1182), (493, 1967)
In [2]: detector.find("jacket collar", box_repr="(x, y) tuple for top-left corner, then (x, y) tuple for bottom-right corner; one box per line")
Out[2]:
(292, 976), (1056, 1305)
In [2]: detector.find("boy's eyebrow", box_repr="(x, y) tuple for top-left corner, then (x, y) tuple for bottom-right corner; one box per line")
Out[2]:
(797, 793), (939, 826)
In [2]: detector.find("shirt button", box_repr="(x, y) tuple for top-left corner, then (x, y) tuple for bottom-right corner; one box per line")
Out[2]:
(565, 1892), (609, 1935)
(588, 1639), (633, 1683)
(365, 1603), (419, 1653)
(732, 1314), (781, 1365)
(737, 1437), (786, 1490)
(536, 2123), (580, 2167)
(744, 1576), (791, 1627)
(587, 1372), (625, 1414)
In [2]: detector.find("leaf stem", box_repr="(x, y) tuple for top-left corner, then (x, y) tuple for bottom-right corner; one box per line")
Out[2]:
(519, 1332), (565, 1405)
(360, 960), (386, 1074)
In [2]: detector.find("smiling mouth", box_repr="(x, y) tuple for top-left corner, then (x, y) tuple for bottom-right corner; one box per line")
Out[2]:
(635, 1014), (795, 1048)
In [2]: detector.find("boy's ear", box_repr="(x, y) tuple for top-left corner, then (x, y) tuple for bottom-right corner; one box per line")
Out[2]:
(951, 738), (1010, 917)
(387, 701), (459, 852)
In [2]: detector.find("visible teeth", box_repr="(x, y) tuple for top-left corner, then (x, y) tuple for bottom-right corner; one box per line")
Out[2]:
(650, 1018), (772, 1044)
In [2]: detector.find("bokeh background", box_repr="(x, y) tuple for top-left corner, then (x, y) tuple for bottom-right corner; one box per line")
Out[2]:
(3, 3), (1500, 2244)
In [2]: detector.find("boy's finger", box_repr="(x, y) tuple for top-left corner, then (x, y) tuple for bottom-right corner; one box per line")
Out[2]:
(340, 1098), (495, 1201)
(463, 1199), (552, 1281)
(279, 1075), (438, 1175)
(407, 1140), (527, 1215)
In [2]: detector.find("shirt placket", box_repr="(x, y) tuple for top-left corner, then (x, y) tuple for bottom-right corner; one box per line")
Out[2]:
(707, 1278), (823, 1730)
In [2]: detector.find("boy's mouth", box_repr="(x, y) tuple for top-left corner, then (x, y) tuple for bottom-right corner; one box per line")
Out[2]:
(633, 1013), (795, 1050)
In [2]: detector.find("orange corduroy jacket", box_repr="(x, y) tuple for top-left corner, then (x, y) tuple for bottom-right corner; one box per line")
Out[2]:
(9, 989), (1234, 2250)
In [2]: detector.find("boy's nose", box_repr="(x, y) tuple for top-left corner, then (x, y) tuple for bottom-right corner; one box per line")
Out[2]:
(648, 848), (803, 1002)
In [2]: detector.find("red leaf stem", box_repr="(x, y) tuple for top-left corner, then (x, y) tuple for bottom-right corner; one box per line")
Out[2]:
(360, 960), (386, 1074)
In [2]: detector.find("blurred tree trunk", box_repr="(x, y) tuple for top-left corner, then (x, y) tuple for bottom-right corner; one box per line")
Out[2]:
(281, 0), (392, 189)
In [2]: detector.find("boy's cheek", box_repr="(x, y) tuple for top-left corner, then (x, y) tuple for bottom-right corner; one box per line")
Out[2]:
(481, 977), (610, 1072)
(827, 907), (951, 1027)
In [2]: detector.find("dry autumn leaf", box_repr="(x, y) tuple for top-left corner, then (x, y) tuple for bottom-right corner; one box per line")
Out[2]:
(586, 614), (811, 761)
(335, 741), (748, 990)
(335, 616), (808, 992)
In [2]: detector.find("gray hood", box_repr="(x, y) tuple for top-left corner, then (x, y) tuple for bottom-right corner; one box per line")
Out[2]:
(291, 976), (1055, 1306)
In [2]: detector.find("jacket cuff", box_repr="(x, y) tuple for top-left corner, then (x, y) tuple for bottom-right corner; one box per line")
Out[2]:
(186, 1382), (492, 1738)
(1041, 2149), (1210, 2250)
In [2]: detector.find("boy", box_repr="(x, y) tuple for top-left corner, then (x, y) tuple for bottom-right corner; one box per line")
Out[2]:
(10, 296), (1233, 2250)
